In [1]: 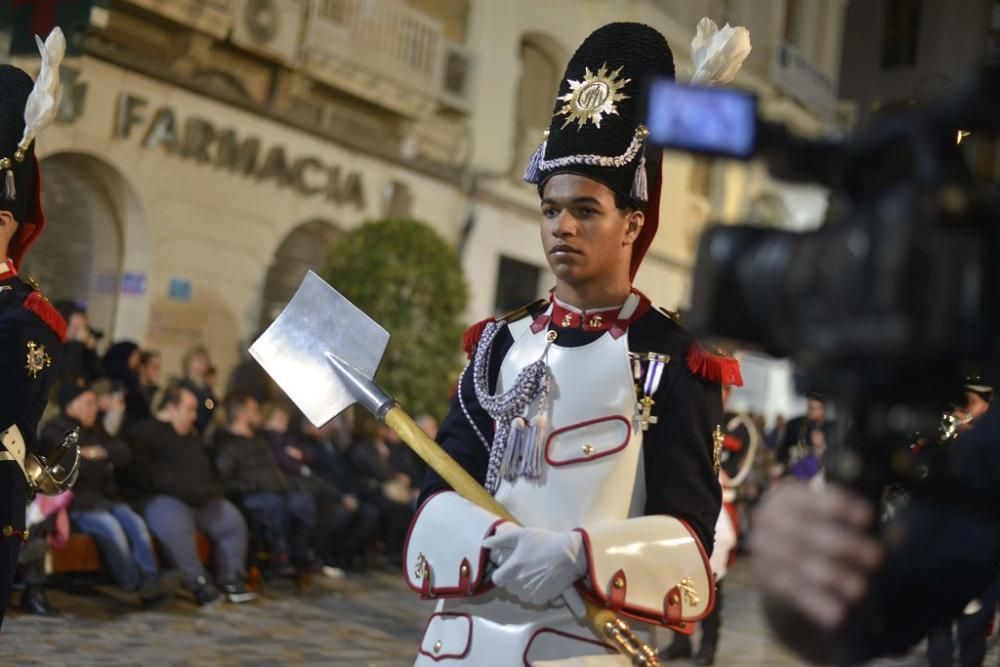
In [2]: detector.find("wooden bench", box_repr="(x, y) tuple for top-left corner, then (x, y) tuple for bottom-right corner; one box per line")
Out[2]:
(49, 532), (213, 575)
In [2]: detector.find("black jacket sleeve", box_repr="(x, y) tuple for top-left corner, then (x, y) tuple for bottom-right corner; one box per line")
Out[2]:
(630, 313), (723, 556)
(417, 325), (513, 507)
(642, 357), (723, 555)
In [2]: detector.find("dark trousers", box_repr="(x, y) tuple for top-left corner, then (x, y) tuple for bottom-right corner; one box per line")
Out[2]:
(0, 463), (26, 628)
(143, 495), (247, 589)
(241, 491), (316, 566)
(375, 496), (412, 557)
(927, 606), (991, 667)
(329, 501), (379, 564)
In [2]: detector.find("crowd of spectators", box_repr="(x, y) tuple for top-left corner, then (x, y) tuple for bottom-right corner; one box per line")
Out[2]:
(12, 302), (429, 615)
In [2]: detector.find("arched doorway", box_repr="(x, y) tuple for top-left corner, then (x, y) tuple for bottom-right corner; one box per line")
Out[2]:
(19, 153), (132, 341)
(260, 219), (341, 327)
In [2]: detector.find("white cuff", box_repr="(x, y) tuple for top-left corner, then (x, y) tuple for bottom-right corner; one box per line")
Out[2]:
(404, 490), (507, 598)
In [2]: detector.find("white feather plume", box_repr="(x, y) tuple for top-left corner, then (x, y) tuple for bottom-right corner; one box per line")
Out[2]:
(690, 18), (752, 87)
(18, 27), (66, 154)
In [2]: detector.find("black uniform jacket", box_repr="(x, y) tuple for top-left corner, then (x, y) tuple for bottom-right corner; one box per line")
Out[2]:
(421, 301), (724, 554)
(0, 274), (63, 456)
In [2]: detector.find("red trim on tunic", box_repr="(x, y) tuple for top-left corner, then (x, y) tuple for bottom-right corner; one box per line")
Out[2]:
(23, 291), (67, 341)
(462, 317), (494, 360)
(686, 344), (743, 387)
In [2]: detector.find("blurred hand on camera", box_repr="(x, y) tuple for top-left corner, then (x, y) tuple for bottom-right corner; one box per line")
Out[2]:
(751, 481), (883, 630)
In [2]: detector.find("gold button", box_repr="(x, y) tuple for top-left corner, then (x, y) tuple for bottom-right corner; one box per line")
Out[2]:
(613, 576), (624, 589)
(205, 398), (215, 410)
(22, 528), (29, 540)
(433, 640), (442, 654)
(582, 444), (594, 456)
(545, 330), (558, 343)
(2, 525), (11, 537)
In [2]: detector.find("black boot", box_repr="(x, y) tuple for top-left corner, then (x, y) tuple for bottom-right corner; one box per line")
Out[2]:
(695, 581), (724, 665)
(20, 586), (57, 616)
(659, 631), (693, 660)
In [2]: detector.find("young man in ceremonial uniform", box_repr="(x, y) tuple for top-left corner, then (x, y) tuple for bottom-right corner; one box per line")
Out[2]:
(404, 22), (746, 664)
(0, 33), (70, 627)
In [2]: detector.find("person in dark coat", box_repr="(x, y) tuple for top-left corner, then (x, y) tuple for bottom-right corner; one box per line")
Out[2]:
(0, 59), (67, 628)
(40, 381), (179, 605)
(214, 394), (315, 573)
(103, 340), (149, 428)
(123, 384), (254, 605)
(267, 409), (378, 572)
(54, 300), (104, 385)
(178, 345), (218, 435)
(349, 422), (416, 566)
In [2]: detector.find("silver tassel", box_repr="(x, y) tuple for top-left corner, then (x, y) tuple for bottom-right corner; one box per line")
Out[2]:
(522, 141), (546, 184)
(2, 169), (15, 200)
(630, 150), (648, 202)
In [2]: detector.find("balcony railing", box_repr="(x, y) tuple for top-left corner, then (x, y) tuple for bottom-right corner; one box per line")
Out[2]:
(302, 0), (443, 116)
(120, 0), (235, 39)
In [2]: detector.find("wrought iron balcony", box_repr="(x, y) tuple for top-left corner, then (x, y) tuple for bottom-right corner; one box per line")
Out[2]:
(301, 0), (444, 117)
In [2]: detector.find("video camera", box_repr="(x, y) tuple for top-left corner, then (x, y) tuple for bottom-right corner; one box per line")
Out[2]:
(643, 67), (1000, 495)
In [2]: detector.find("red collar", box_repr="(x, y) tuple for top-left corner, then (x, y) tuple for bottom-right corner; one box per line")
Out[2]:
(0, 260), (16, 282)
(531, 289), (651, 338)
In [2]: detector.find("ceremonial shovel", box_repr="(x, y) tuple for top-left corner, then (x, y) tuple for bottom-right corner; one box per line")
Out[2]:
(250, 271), (660, 666)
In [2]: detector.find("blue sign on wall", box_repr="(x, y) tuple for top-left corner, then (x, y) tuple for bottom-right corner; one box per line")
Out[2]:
(168, 278), (192, 302)
(121, 272), (147, 295)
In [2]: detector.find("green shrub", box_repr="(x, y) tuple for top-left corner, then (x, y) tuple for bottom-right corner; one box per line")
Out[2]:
(324, 218), (468, 420)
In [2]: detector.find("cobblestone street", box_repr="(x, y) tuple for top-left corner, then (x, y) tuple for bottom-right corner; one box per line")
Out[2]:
(3, 560), (996, 666)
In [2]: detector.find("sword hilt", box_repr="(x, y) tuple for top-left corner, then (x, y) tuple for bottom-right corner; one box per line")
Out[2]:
(593, 606), (660, 666)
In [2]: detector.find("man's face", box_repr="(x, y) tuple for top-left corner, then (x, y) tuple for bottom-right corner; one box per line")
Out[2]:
(66, 391), (99, 429)
(141, 356), (161, 384)
(67, 313), (89, 342)
(806, 399), (826, 422)
(540, 174), (643, 287)
(964, 391), (991, 421)
(0, 211), (17, 250)
(187, 353), (209, 378)
(168, 389), (199, 436)
(243, 397), (262, 429)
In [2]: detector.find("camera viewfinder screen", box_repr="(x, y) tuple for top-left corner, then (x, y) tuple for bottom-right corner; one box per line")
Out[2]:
(645, 79), (757, 159)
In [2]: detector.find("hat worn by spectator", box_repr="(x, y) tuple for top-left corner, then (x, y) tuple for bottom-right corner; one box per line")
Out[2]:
(59, 376), (91, 410)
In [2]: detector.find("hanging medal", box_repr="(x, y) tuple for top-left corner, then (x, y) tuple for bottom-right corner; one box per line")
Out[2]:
(631, 352), (669, 431)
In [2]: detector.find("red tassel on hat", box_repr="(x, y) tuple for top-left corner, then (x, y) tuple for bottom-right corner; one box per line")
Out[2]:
(23, 291), (67, 341)
(687, 343), (743, 387)
(462, 317), (494, 360)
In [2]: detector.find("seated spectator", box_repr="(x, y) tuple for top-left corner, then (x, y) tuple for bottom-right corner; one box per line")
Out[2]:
(178, 345), (218, 436)
(266, 408), (377, 573)
(348, 421), (417, 567)
(40, 381), (181, 607)
(123, 384), (255, 605)
(214, 394), (315, 576)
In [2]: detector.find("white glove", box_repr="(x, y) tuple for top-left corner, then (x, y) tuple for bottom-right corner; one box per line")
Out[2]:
(482, 524), (587, 606)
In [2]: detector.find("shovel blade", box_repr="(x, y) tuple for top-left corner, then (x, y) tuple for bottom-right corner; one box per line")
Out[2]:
(249, 271), (390, 427)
